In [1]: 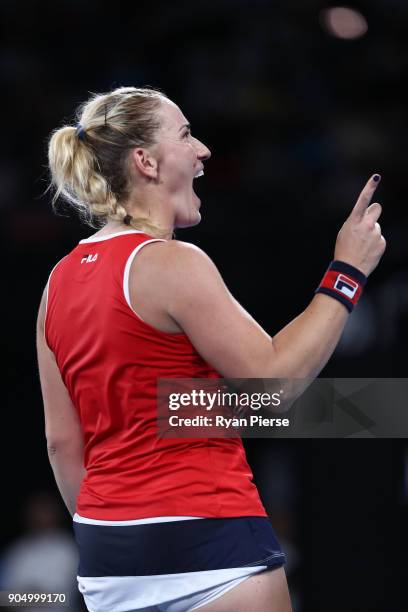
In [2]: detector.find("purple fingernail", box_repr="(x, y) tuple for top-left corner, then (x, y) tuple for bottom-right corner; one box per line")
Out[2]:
(373, 174), (381, 182)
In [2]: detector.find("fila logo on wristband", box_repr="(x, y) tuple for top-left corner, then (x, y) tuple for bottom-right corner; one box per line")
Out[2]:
(334, 274), (358, 299)
(315, 261), (367, 313)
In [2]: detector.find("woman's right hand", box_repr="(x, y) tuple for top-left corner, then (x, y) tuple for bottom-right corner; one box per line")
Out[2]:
(334, 174), (386, 276)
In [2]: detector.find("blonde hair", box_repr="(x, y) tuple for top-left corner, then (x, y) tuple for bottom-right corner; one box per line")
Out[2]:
(48, 86), (168, 237)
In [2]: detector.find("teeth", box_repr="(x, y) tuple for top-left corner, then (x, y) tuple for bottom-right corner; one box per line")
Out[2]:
(194, 169), (204, 178)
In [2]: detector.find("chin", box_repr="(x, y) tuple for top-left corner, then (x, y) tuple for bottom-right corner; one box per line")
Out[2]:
(175, 210), (202, 229)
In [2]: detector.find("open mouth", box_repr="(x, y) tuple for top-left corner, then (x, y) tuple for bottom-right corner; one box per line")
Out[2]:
(194, 169), (204, 179)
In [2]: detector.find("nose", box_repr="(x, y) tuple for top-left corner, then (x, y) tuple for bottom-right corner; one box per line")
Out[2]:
(194, 136), (211, 161)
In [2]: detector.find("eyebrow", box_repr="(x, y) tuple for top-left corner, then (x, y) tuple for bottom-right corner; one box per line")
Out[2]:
(178, 123), (191, 132)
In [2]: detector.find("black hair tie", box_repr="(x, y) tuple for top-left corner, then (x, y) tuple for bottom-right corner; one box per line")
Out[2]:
(123, 214), (132, 225)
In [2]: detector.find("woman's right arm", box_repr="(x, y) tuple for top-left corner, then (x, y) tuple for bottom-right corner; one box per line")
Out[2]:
(36, 288), (87, 516)
(138, 175), (386, 381)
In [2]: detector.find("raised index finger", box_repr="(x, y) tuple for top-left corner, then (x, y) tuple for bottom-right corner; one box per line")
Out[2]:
(351, 174), (381, 219)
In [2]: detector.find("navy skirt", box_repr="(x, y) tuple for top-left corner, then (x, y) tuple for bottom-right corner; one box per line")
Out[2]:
(73, 516), (286, 577)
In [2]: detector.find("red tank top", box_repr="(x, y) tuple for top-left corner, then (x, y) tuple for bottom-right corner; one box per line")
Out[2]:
(45, 230), (267, 520)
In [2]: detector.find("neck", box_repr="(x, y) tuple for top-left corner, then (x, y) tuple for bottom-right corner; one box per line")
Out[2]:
(124, 184), (177, 239)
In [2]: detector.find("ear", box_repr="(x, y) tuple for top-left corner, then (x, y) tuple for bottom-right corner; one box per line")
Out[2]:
(130, 147), (158, 179)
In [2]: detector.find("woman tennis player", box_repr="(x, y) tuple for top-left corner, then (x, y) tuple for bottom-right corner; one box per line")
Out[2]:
(36, 87), (385, 612)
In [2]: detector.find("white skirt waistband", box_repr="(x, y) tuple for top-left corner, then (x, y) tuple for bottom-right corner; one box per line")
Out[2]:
(73, 513), (204, 526)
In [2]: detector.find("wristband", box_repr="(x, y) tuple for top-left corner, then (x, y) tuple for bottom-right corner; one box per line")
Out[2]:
(315, 260), (367, 313)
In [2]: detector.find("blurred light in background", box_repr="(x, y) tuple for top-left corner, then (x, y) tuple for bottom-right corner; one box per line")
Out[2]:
(319, 6), (368, 40)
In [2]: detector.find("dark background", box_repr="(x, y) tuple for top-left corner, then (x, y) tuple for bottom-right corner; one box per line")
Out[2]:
(1, 1), (407, 610)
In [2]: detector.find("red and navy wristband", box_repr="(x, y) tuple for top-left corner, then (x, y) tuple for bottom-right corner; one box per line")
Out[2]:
(315, 260), (367, 313)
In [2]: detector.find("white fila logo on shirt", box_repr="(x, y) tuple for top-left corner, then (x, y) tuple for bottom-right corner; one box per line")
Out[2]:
(334, 274), (358, 298)
(81, 254), (98, 264)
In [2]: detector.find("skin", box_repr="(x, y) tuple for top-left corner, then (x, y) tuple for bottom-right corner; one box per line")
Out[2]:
(36, 96), (386, 612)
(97, 98), (211, 237)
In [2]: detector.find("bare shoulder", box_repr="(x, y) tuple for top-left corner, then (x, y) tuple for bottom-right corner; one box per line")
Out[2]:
(128, 239), (224, 333)
(137, 239), (221, 285)
(142, 239), (214, 265)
